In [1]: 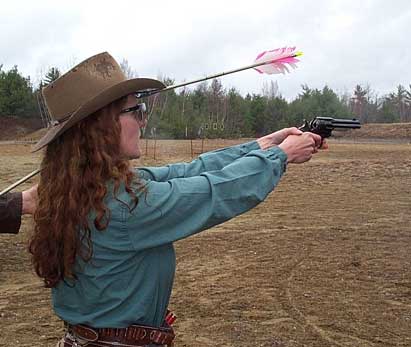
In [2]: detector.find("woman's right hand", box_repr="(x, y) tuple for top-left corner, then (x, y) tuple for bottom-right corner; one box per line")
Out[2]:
(278, 132), (323, 164)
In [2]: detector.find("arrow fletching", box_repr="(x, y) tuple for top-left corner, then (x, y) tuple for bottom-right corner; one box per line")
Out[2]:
(254, 46), (302, 75)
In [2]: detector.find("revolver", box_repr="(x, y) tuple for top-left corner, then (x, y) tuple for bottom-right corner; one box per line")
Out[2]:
(299, 117), (361, 140)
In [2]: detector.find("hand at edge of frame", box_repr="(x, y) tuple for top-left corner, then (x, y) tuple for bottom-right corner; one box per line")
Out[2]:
(22, 184), (38, 215)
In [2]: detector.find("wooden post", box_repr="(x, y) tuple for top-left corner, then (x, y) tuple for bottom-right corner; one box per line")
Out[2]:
(145, 138), (148, 156)
(153, 137), (157, 160)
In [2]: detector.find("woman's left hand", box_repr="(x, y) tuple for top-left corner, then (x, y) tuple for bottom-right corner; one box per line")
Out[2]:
(257, 127), (303, 150)
(22, 184), (38, 215)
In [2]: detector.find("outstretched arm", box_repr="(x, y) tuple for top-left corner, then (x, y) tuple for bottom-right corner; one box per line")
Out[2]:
(137, 140), (261, 181)
(137, 128), (311, 182)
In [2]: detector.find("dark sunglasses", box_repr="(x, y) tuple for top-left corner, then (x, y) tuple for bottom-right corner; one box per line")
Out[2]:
(120, 103), (147, 122)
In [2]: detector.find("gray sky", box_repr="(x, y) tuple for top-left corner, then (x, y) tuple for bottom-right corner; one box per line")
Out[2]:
(1, 0), (410, 100)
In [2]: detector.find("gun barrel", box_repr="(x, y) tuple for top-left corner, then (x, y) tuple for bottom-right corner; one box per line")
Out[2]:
(332, 118), (361, 129)
(314, 117), (361, 130)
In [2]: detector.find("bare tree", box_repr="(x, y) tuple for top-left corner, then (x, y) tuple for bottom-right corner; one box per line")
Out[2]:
(405, 85), (411, 121)
(120, 59), (138, 79)
(261, 80), (279, 101)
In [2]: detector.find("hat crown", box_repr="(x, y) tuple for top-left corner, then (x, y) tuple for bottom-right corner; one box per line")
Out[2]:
(42, 52), (126, 122)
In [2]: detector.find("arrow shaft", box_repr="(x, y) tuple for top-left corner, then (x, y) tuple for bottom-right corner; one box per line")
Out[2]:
(140, 54), (298, 97)
(0, 169), (41, 197)
(162, 60), (272, 92)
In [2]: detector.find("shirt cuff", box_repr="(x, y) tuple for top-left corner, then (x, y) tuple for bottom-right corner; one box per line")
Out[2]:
(266, 146), (288, 172)
(240, 140), (261, 153)
(1, 192), (22, 234)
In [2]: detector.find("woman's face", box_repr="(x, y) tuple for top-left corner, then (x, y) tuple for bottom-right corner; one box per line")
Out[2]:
(119, 94), (147, 159)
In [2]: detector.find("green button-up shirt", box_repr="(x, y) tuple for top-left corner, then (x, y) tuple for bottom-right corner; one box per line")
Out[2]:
(52, 141), (287, 328)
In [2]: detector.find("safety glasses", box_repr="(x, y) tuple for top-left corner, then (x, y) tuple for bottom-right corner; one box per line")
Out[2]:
(120, 102), (147, 123)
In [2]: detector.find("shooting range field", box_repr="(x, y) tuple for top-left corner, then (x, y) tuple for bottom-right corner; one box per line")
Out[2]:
(0, 137), (410, 347)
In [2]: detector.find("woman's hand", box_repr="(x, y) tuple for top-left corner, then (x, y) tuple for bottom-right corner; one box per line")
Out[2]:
(257, 127), (303, 150)
(278, 132), (325, 164)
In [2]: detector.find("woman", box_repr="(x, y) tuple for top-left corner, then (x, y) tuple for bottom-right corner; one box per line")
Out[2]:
(29, 52), (324, 347)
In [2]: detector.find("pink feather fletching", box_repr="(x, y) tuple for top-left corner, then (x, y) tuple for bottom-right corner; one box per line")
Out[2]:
(254, 47), (300, 75)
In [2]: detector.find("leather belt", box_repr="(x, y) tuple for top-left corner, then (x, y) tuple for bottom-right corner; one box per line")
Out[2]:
(65, 322), (175, 346)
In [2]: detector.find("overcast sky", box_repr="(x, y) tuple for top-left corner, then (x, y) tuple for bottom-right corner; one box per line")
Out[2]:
(1, 0), (410, 100)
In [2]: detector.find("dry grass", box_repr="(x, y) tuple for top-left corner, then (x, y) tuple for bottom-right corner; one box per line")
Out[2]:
(0, 139), (410, 347)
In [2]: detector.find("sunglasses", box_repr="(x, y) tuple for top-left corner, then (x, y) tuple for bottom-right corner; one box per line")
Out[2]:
(120, 103), (147, 123)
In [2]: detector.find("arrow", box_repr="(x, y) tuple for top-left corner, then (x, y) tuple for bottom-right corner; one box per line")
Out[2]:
(137, 46), (302, 97)
(0, 46), (302, 196)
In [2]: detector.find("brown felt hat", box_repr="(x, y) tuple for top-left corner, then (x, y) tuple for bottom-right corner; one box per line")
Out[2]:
(32, 52), (165, 152)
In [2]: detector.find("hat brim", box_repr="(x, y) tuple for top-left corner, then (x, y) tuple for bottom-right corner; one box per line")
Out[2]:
(31, 78), (165, 152)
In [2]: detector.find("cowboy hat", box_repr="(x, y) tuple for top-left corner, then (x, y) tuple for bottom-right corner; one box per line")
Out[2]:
(32, 52), (165, 152)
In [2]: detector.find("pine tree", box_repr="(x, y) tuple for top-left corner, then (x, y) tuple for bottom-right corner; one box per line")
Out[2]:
(43, 67), (61, 85)
(0, 65), (37, 117)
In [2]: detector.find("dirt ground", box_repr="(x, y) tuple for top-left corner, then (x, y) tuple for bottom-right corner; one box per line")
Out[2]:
(0, 139), (410, 347)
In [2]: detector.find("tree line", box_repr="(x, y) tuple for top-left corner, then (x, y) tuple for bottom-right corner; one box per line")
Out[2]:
(1, 64), (410, 138)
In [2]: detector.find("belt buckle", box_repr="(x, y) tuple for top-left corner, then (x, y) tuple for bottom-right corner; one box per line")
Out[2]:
(71, 324), (99, 342)
(64, 332), (84, 347)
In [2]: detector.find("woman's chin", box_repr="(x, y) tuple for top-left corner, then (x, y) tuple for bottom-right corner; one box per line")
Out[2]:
(130, 148), (141, 160)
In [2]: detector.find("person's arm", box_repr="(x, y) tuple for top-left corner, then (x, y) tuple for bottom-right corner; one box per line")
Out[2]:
(0, 185), (38, 234)
(138, 128), (303, 182)
(138, 140), (260, 181)
(0, 192), (23, 234)
(126, 146), (288, 251)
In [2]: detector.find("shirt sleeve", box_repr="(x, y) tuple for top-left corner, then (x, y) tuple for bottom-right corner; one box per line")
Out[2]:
(137, 140), (261, 181)
(125, 147), (287, 251)
(0, 192), (23, 234)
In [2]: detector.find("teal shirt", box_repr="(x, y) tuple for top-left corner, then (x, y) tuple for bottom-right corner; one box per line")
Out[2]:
(52, 141), (287, 328)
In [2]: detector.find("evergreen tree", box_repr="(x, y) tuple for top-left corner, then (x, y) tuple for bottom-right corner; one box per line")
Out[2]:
(289, 85), (352, 126)
(377, 99), (400, 123)
(43, 67), (61, 85)
(226, 87), (245, 137)
(248, 94), (267, 137)
(0, 65), (37, 117)
(265, 96), (288, 130)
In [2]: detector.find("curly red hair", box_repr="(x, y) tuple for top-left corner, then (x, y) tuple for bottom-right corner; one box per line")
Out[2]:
(29, 97), (140, 288)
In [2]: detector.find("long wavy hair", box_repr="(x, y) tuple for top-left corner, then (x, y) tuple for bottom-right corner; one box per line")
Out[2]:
(29, 96), (139, 288)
